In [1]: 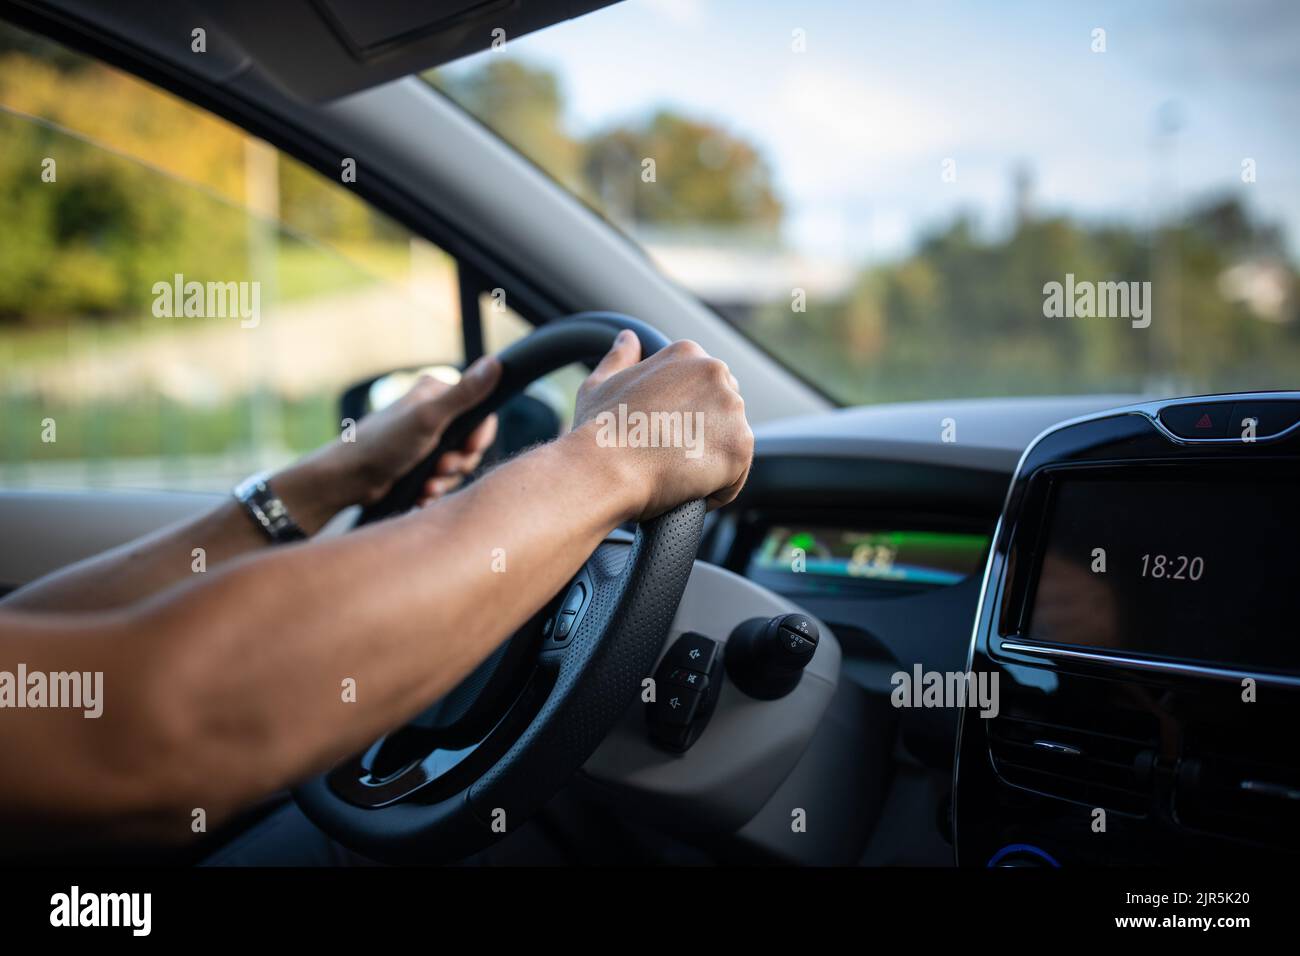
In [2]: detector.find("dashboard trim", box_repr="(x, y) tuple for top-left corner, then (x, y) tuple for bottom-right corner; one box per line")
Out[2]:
(996, 640), (1300, 689)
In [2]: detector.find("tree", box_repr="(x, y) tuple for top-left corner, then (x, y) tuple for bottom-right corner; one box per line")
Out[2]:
(429, 60), (784, 233)
(428, 60), (582, 192)
(583, 110), (783, 231)
(751, 197), (1298, 404)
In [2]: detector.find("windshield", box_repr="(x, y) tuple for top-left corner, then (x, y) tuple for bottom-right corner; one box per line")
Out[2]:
(431, 0), (1299, 405)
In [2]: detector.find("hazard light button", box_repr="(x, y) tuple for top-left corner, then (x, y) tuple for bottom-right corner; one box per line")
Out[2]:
(1158, 402), (1231, 438)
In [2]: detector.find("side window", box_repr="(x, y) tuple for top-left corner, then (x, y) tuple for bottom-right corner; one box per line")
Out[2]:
(0, 24), (464, 492)
(480, 292), (584, 430)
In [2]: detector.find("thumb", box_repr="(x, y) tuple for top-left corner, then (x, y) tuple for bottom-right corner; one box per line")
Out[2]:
(431, 354), (501, 419)
(586, 329), (642, 388)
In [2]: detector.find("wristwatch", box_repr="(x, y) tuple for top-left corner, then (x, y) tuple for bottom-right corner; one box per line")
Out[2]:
(233, 472), (307, 544)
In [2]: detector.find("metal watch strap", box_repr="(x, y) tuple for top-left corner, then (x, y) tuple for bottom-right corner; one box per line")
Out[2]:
(233, 472), (307, 544)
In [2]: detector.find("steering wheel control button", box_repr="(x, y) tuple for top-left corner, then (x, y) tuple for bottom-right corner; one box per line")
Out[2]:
(1158, 402), (1231, 439)
(668, 633), (718, 672)
(666, 667), (706, 689)
(1228, 400), (1300, 440)
(661, 687), (702, 725)
(559, 581), (586, 615)
(726, 613), (820, 700)
(554, 610), (578, 639)
(647, 633), (724, 752)
(544, 568), (596, 649)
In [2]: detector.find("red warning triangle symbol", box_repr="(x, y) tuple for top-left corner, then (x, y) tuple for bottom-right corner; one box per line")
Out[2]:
(1195, 413), (1214, 429)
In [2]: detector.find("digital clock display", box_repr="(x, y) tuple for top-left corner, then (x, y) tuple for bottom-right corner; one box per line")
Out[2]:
(1025, 477), (1300, 673)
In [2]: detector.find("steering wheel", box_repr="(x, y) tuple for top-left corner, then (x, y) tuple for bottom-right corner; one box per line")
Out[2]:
(295, 313), (706, 863)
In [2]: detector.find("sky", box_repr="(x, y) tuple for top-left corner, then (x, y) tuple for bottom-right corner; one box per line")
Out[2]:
(443, 0), (1300, 264)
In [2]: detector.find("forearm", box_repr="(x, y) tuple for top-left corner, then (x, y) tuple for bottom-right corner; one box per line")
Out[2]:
(0, 459), (351, 613)
(0, 426), (638, 840)
(160, 429), (634, 805)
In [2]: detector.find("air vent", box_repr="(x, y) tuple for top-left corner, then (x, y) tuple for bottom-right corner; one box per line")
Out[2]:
(1175, 753), (1300, 849)
(987, 714), (1158, 815)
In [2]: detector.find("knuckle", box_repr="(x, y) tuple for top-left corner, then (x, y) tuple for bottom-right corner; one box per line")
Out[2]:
(732, 420), (755, 455)
(408, 375), (441, 401)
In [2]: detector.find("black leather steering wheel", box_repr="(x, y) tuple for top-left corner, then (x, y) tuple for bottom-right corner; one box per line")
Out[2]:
(295, 313), (706, 863)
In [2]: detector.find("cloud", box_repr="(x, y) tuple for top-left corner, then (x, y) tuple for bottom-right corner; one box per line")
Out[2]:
(768, 68), (955, 198)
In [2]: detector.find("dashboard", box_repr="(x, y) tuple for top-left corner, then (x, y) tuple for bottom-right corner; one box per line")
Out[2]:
(956, 392), (1300, 866)
(700, 394), (1142, 863)
(706, 391), (1300, 866)
(707, 393), (1140, 699)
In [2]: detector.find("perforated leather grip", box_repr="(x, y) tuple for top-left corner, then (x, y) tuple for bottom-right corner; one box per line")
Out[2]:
(468, 498), (707, 825)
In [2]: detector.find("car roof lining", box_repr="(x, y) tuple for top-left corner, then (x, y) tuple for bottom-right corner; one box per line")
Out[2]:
(11, 0), (623, 101)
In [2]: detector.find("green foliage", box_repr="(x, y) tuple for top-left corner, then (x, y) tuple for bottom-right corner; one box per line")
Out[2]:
(2, 28), (1295, 451)
(0, 37), (408, 326)
(430, 59), (583, 193)
(0, 113), (254, 323)
(583, 110), (783, 230)
(750, 201), (1300, 403)
(0, 391), (337, 465)
(432, 62), (783, 230)
(431, 55), (1297, 403)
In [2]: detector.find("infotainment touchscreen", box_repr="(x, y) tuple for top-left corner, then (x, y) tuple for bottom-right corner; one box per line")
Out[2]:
(1025, 477), (1300, 674)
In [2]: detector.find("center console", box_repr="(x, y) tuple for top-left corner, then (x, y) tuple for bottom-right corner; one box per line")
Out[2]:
(954, 393), (1300, 866)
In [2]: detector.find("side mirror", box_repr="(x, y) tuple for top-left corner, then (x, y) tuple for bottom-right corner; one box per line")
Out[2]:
(340, 365), (562, 462)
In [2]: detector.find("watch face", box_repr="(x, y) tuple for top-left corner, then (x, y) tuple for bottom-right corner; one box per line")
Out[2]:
(235, 476), (303, 542)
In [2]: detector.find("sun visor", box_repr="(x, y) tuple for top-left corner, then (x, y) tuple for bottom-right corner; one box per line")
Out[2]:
(21, 0), (621, 102)
(204, 0), (622, 101)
